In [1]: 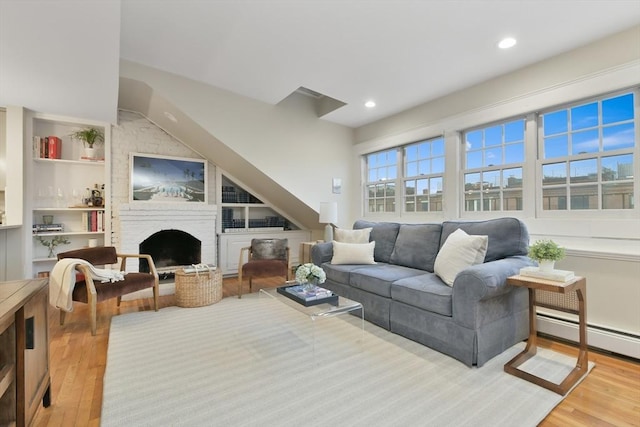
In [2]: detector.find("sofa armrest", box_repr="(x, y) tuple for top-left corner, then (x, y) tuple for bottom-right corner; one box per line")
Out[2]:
(452, 255), (533, 327)
(311, 242), (333, 266)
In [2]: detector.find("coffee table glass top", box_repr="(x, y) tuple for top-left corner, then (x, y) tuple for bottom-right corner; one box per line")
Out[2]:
(259, 285), (363, 321)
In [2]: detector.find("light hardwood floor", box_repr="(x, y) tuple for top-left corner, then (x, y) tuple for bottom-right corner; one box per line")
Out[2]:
(33, 277), (640, 427)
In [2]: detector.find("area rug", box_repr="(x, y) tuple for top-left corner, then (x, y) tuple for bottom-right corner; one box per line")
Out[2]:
(119, 281), (175, 301)
(102, 293), (593, 426)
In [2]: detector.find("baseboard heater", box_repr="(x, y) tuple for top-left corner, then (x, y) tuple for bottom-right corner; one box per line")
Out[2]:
(536, 313), (640, 360)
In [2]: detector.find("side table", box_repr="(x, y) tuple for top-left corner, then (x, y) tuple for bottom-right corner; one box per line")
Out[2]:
(299, 240), (324, 265)
(504, 274), (588, 395)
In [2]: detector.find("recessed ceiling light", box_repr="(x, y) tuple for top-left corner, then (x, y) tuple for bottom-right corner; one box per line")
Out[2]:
(164, 111), (178, 123)
(498, 37), (517, 49)
(365, 101), (376, 108)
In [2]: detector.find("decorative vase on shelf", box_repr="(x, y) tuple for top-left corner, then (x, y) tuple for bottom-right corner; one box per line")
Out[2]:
(538, 259), (555, 272)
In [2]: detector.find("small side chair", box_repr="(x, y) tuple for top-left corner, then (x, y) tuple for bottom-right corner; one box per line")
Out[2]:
(237, 238), (290, 298)
(56, 246), (159, 335)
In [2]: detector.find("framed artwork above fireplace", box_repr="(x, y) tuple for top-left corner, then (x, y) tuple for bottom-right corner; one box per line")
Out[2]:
(130, 153), (207, 203)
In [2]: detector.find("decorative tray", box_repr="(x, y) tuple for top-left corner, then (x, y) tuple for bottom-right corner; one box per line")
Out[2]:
(276, 284), (339, 307)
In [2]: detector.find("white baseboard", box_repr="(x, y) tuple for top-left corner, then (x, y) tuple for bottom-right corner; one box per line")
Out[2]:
(537, 315), (640, 360)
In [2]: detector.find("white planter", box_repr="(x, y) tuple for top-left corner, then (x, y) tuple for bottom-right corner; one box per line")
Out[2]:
(538, 259), (555, 272)
(84, 147), (97, 159)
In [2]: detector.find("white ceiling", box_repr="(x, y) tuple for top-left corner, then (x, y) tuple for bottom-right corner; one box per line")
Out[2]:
(120, 0), (640, 128)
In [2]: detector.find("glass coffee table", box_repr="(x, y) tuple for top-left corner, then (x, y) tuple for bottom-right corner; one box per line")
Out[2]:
(259, 283), (364, 360)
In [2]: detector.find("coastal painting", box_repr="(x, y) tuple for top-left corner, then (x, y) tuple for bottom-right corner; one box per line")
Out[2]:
(130, 153), (207, 203)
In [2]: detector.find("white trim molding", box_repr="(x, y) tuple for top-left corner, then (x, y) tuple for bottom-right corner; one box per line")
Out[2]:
(538, 314), (640, 360)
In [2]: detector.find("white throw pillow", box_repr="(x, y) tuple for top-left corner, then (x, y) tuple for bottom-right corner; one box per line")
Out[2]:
(334, 227), (372, 244)
(331, 241), (376, 265)
(434, 229), (488, 286)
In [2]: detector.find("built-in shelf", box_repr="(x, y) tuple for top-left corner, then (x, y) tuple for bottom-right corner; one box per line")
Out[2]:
(25, 113), (111, 278)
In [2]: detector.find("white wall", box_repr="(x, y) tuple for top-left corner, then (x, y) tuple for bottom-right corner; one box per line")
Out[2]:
(0, 1), (120, 123)
(119, 61), (356, 230)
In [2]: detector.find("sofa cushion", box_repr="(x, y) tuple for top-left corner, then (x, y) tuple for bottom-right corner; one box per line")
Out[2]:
(434, 229), (488, 286)
(389, 223), (442, 271)
(349, 264), (425, 298)
(391, 273), (453, 317)
(321, 262), (368, 285)
(441, 217), (529, 262)
(353, 220), (400, 263)
(331, 241), (376, 265)
(334, 227), (372, 243)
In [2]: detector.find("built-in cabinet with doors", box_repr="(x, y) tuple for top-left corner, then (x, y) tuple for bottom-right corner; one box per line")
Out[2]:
(0, 107), (25, 281)
(23, 112), (111, 279)
(217, 173), (310, 275)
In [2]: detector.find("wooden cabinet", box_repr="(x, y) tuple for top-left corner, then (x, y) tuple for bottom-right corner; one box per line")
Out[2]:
(0, 279), (50, 427)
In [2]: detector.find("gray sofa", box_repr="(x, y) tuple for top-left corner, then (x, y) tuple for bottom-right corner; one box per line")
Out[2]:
(311, 217), (534, 366)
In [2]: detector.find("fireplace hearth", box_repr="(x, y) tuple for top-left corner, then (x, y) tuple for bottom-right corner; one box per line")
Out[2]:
(139, 229), (201, 276)
(118, 203), (217, 275)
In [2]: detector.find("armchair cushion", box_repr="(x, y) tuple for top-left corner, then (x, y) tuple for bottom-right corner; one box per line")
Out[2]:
(251, 238), (288, 260)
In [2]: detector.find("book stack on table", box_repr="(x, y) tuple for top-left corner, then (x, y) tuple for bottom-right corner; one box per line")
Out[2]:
(277, 284), (339, 307)
(519, 266), (575, 282)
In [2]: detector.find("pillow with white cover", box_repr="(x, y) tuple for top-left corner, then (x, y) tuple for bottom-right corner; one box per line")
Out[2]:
(334, 227), (372, 243)
(331, 240), (376, 265)
(434, 228), (488, 286)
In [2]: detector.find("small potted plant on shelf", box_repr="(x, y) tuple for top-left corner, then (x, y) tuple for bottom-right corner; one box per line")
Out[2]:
(37, 235), (70, 258)
(70, 127), (104, 159)
(528, 239), (565, 271)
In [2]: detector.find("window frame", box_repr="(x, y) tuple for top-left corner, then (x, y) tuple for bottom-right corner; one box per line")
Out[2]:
(460, 117), (526, 214)
(402, 136), (445, 213)
(535, 88), (638, 219)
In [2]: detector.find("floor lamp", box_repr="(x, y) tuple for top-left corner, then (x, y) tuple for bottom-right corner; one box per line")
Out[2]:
(319, 202), (338, 242)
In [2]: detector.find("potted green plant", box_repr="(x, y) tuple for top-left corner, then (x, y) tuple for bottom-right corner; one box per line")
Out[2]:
(37, 235), (70, 258)
(528, 239), (565, 271)
(70, 127), (104, 159)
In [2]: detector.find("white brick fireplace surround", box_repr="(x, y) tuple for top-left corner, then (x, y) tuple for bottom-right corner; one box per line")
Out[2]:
(118, 203), (217, 272)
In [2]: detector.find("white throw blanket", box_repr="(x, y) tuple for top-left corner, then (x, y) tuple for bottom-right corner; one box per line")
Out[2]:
(49, 258), (127, 312)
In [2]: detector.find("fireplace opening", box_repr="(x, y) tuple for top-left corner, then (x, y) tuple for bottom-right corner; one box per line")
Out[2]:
(139, 229), (201, 279)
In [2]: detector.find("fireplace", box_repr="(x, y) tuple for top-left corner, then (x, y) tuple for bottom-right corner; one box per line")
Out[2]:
(139, 229), (201, 276)
(118, 203), (217, 275)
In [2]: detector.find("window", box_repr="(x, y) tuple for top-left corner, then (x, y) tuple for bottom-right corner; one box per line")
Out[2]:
(365, 149), (397, 212)
(463, 119), (525, 212)
(404, 137), (444, 212)
(540, 92), (635, 210)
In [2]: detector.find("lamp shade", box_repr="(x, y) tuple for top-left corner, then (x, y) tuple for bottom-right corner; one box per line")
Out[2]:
(319, 202), (338, 224)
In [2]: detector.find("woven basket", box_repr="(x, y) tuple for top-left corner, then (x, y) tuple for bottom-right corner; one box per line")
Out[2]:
(175, 267), (222, 308)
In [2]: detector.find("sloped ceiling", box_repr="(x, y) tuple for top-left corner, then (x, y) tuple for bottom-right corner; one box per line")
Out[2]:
(118, 77), (323, 230)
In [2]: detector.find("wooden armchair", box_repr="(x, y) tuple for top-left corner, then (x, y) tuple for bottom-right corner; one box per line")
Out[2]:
(238, 238), (290, 298)
(56, 246), (159, 335)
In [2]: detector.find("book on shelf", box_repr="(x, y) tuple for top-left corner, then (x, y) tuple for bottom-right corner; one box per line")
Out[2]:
(48, 136), (62, 159)
(80, 156), (105, 162)
(82, 211), (100, 232)
(519, 266), (575, 282)
(35, 135), (62, 159)
(33, 223), (64, 233)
